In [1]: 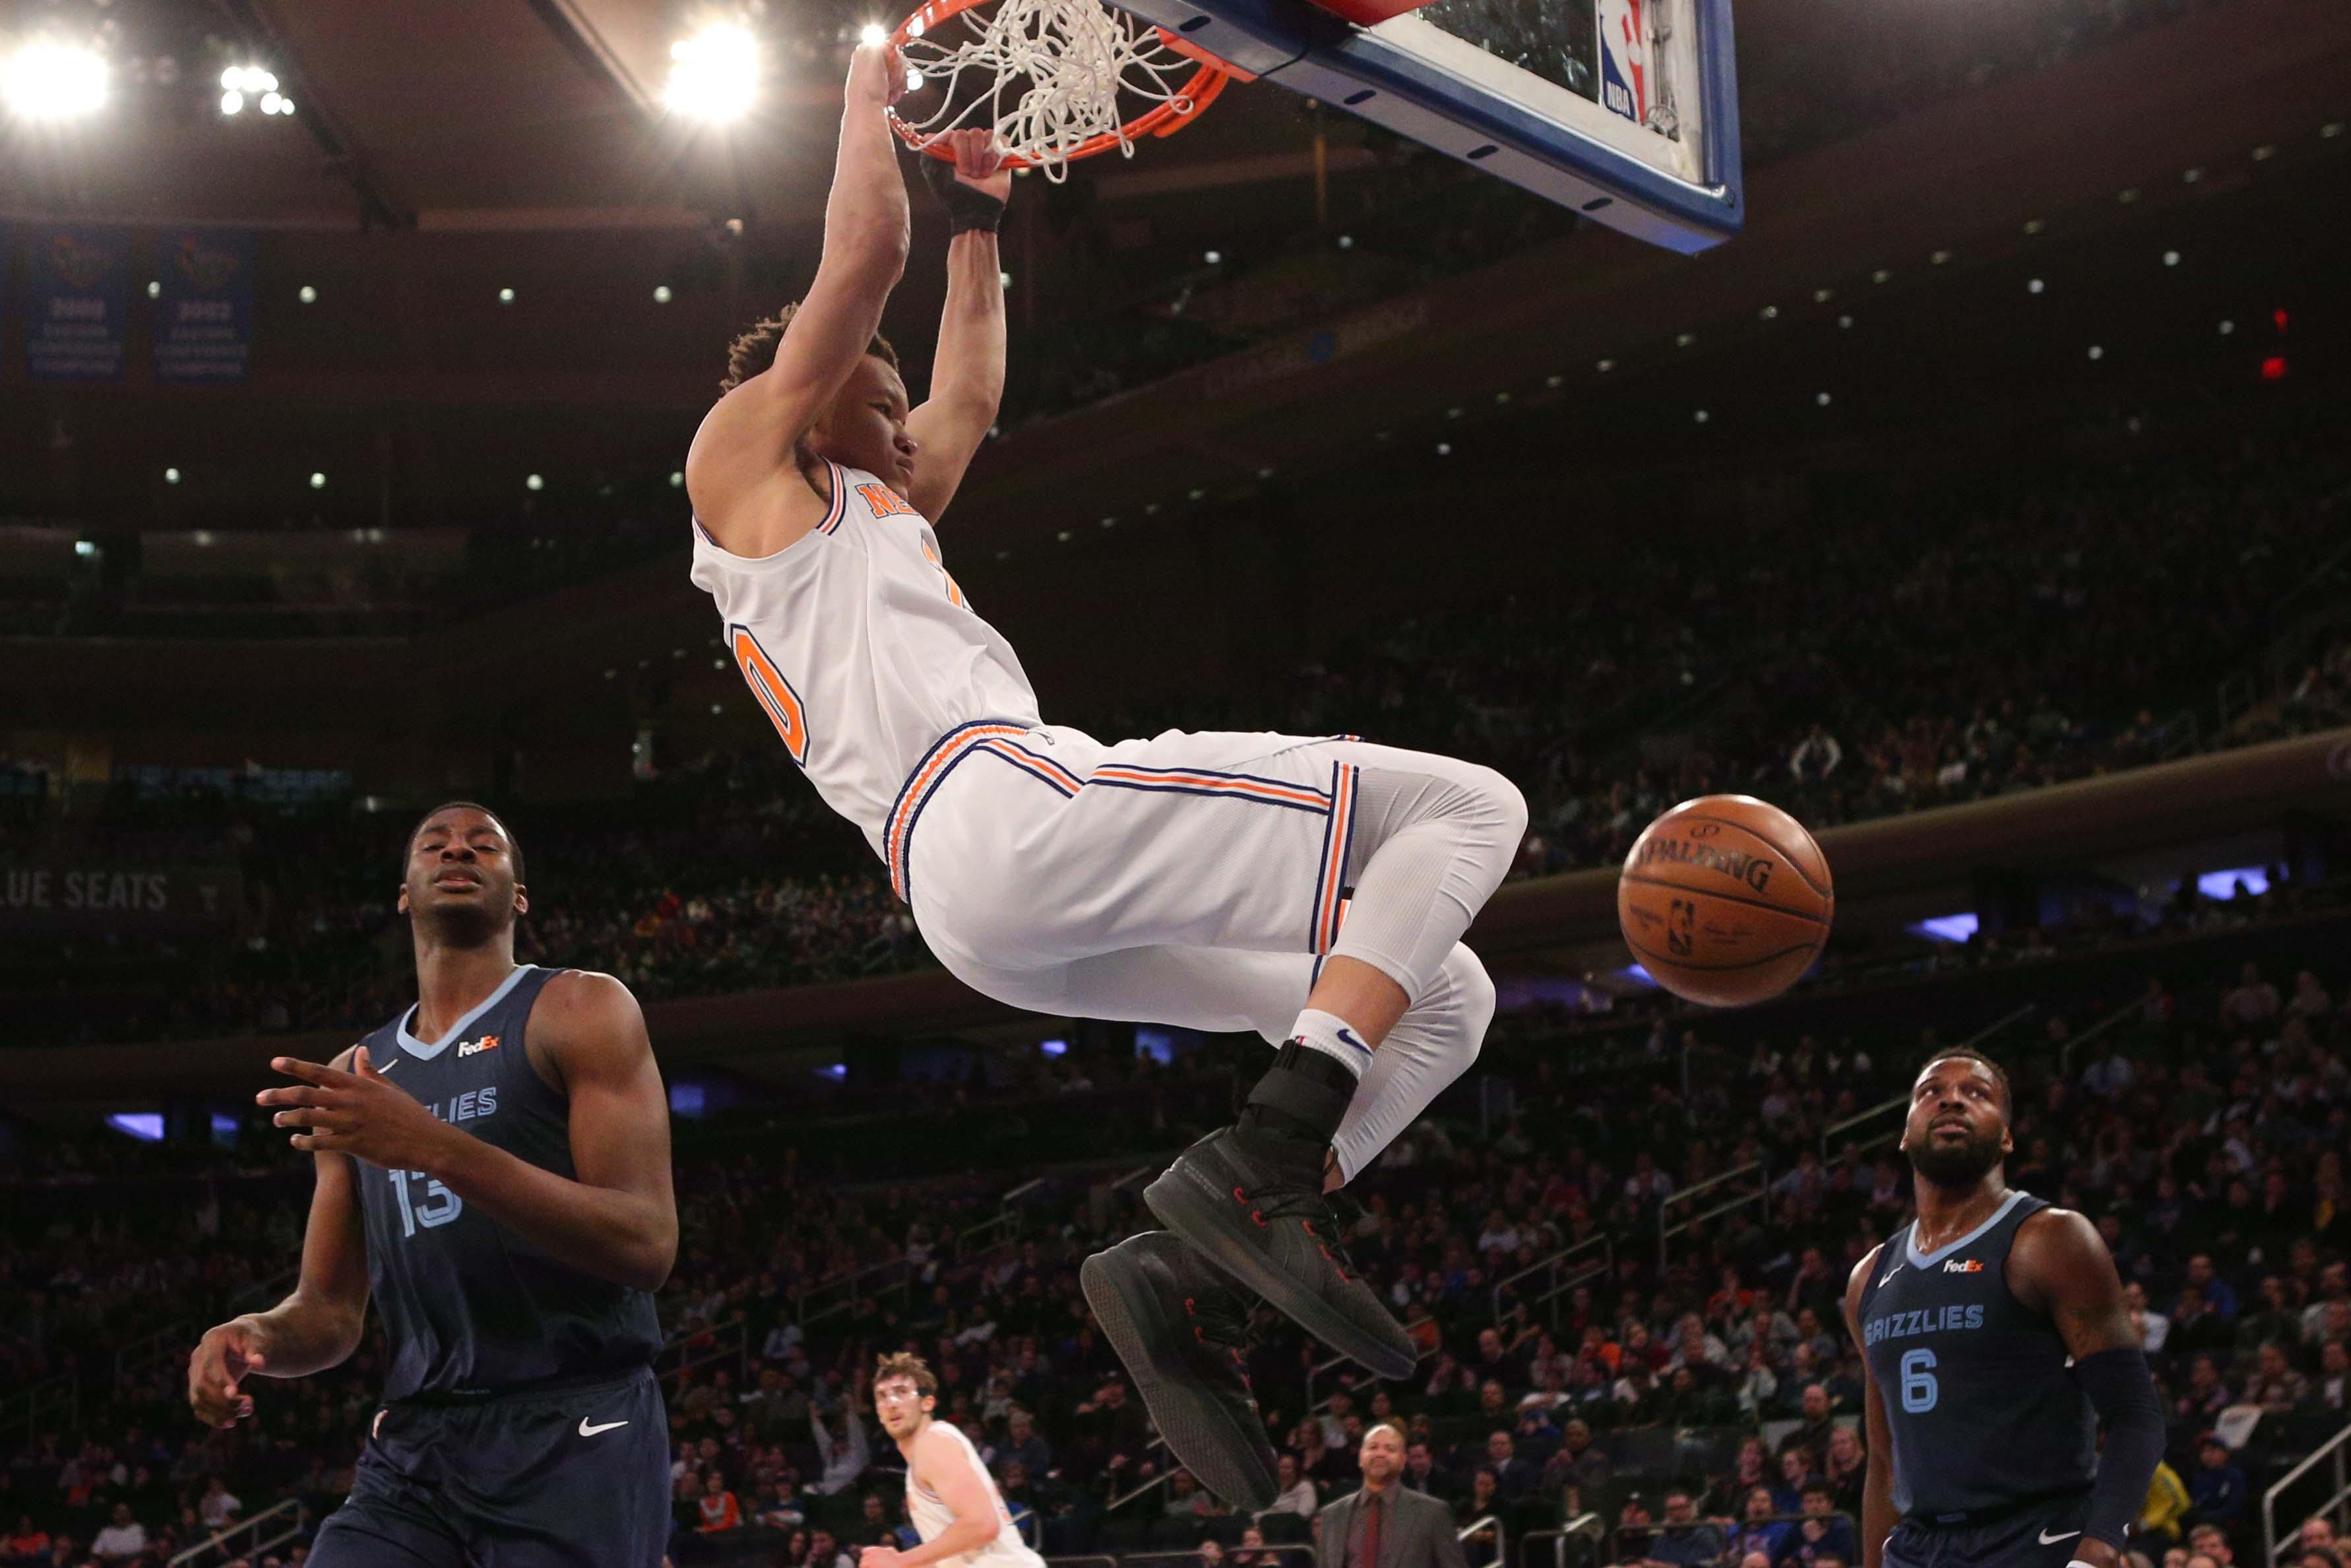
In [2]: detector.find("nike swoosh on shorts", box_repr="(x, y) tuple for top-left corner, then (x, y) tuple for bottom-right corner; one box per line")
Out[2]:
(2038, 1528), (2082, 1544)
(579, 1418), (630, 1437)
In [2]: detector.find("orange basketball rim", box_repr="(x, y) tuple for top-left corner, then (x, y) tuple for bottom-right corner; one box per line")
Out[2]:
(887, 0), (1243, 170)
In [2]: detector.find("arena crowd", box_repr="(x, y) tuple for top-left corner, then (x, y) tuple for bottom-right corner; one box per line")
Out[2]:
(5, 923), (2350, 1568)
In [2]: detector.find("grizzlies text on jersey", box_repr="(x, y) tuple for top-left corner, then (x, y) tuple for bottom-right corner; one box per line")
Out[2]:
(1858, 1191), (2097, 1524)
(351, 964), (662, 1400)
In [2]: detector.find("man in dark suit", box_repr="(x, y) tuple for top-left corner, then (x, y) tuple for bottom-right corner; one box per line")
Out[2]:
(1322, 1421), (1472, 1568)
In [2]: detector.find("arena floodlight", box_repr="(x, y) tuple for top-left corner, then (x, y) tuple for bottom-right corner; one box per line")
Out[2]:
(860, 22), (890, 46)
(5, 41), (109, 121)
(220, 65), (283, 116)
(665, 24), (759, 122)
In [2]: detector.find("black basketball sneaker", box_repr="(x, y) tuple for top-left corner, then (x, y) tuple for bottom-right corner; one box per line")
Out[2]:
(1143, 1119), (1418, 1381)
(1082, 1230), (1279, 1511)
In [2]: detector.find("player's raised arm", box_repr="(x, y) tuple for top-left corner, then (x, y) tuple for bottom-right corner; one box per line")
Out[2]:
(906, 129), (1011, 523)
(687, 43), (913, 555)
(2008, 1208), (2167, 1568)
(188, 1051), (371, 1428)
(1844, 1247), (1896, 1568)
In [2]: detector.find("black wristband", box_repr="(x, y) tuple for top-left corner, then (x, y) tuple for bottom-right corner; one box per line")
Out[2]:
(922, 153), (1006, 235)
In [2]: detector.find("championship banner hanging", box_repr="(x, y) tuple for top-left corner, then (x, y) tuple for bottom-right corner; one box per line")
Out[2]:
(24, 224), (131, 383)
(154, 228), (257, 383)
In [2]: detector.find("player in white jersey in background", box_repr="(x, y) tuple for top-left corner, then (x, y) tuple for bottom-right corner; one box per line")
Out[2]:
(865, 1354), (1044, 1568)
(684, 44), (1525, 1512)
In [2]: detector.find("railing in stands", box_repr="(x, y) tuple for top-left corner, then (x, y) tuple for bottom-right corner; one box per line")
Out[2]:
(0, 1371), (76, 1448)
(1104, 1452), (1179, 1515)
(2053, 996), (2142, 1079)
(116, 1320), (192, 1387)
(1491, 1234), (1613, 1332)
(957, 1177), (1046, 1261)
(1520, 1517), (1607, 1568)
(1658, 1156), (1772, 1274)
(1817, 1003), (2038, 1162)
(1121, 1549), (1315, 1568)
(1457, 1513), (1506, 1568)
(101, 1267), (305, 1397)
(1303, 1317), (1435, 1416)
(1614, 1508), (1858, 1568)
(168, 1497), (306, 1568)
(2263, 1420), (2351, 1566)
(658, 1313), (749, 1394)
(796, 1253), (915, 1327)
(228, 1264), (299, 1312)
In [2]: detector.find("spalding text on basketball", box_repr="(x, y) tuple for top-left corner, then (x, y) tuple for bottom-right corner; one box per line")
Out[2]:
(1631, 836), (1776, 892)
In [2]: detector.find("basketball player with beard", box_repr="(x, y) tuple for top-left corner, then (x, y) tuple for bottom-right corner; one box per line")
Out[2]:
(1844, 1050), (2165, 1568)
(187, 803), (677, 1567)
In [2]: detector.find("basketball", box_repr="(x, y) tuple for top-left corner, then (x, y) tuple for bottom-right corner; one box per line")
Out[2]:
(1616, 795), (1834, 1008)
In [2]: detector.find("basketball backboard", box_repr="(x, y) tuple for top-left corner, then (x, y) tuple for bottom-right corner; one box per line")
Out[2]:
(1112, 0), (1743, 251)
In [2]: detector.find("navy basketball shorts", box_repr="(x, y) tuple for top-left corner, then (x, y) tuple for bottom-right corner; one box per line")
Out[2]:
(1883, 1490), (2098, 1568)
(311, 1365), (669, 1568)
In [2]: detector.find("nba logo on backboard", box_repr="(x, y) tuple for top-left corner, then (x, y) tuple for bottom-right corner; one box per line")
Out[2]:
(1598, 0), (1650, 125)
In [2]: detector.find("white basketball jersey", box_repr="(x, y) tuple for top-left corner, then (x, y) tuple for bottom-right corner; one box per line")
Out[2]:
(688, 461), (1042, 861)
(904, 1422), (1045, 1568)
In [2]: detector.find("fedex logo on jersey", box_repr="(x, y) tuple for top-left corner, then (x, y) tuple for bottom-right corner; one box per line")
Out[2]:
(1598, 0), (1650, 125)
(1943, 1258), (1984, 1273)
(456, 1034), (499, 1058)
(1864, 1303), (1987, 1345)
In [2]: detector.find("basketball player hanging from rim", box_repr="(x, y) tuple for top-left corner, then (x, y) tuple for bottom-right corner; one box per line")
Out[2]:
(685, 43), (1524, 1508)
(1844, 1050), (2167, 1568)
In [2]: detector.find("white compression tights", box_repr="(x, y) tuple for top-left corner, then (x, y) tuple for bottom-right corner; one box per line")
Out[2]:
(1048, 939), (1497, 1182)
(968, 740), (1524, 1183)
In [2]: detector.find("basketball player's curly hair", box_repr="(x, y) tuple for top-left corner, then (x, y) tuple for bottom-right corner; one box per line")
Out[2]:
(1914, 1046), (2011, 1117)
(721, 303), (899, 395)
(873, 1351), (938, 1397)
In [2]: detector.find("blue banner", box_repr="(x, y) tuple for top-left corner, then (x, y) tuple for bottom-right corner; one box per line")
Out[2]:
(24, 224), (131, 383)
(154, 228), (256, 383)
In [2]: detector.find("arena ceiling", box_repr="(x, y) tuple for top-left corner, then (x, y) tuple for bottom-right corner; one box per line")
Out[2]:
(0, 0), (1345, 233)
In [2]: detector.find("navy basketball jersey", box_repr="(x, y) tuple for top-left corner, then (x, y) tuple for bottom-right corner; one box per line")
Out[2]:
(1858, 1190), (2096, 1522)
(350, 964), (662, 1401)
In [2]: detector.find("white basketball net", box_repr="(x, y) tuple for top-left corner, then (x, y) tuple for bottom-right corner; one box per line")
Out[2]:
(896, 0), (1212, 181)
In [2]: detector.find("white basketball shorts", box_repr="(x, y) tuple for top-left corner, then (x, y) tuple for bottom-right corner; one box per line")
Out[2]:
(889, 720), (1408, 1018)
